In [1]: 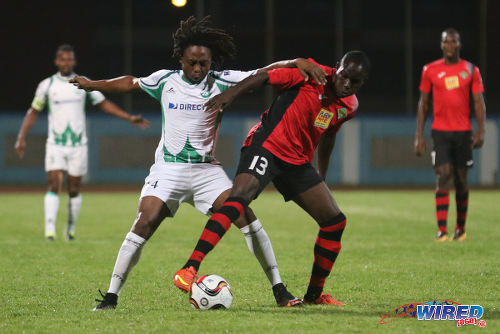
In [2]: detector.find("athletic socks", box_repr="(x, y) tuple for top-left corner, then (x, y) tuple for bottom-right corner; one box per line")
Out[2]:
(184, 197), (246, 271)
(435, 190), (449, 233)
(67, 194), (82, 236)
(44, 192), (59, 237)
(240, 219), (282, 286)
(455, 191), (469, 232)
(108, 232), (146, 295)
(305, 212), (346, 301)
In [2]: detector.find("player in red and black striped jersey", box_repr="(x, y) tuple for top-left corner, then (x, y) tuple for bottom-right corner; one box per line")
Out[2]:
(415, 28), (486, 242)
(175, 51), (369, 305)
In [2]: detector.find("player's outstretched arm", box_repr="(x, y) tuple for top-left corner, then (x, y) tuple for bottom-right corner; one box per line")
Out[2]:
(69, 76), (141, 94)
(414, 91), (430, 156)
(205, 71), (269, 113)
(472, 92), (486, 148)
(317, 127), (337, 180)
(257, 58), (327, 85)
(97, 100), (151, 129)
(14, 108), (40, 159)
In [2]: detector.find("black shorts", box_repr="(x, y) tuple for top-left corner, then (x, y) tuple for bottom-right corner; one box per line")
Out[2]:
(431, 130), (473, 168)
(236, 146), (323, 201)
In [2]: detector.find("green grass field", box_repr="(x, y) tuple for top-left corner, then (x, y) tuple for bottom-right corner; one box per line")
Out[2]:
(1, 190), (499, 333)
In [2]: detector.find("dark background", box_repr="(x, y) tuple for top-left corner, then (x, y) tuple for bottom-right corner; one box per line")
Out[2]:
(1, 0), (498, 115)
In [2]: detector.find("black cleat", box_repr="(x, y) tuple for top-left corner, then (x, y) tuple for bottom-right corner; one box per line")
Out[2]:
(452, 229), (466, 241)
(272, 283), (303, 307)
(93, 290), (117, 310)
(45, 236), (55, 242)
(66, 233), (75, 241)
(435, 231), (448, 242)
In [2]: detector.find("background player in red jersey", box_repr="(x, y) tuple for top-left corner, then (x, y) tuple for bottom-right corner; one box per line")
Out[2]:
(174, 51), (370, 305)
(415, 28), (486, 242)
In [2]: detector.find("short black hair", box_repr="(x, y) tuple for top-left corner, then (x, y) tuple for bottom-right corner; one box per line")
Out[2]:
(442, 27), (461, 42)
(56, 44), (74, 57)
(172, 16), (236, 70)
(341, 50), (371, 76)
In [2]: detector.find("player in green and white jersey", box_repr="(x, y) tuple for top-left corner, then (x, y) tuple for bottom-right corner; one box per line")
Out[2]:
(15, 44), (150, 242)
(70, 16), (327, 310)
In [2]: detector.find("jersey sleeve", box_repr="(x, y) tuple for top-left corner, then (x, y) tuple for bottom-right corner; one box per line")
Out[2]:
(138, 69), (171, 101)
(419, 65), (432, 93)
(268, 68), (306, 91)
(88, 90), (106, 105)
(472, 66), (485, 94)
(31, 78), (50, 111)
(210, 70), (257, 92)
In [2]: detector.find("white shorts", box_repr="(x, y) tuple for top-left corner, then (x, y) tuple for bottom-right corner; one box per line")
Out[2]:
(45, 143), (88, 176)
(140, 162), (233, 217)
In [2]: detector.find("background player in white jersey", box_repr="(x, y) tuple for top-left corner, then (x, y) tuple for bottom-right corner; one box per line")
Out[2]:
(70, 16), (327, 310)
(15, 44), (150, 241)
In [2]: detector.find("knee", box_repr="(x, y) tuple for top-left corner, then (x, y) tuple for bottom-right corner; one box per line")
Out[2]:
(131, 212), (157, 239)
(319, 211), (346, 228)
(68, 190), (80, 198)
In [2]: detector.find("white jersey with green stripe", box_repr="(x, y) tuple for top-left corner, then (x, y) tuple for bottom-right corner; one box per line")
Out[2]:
(31, 72), (105, 147)
(139, 69), (256, 164)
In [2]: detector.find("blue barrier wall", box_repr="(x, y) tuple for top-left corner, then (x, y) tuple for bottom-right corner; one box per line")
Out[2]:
(1, 112), (498, 186)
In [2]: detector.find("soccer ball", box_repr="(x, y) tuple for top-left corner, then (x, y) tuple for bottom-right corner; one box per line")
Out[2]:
(189, 274), (233, 310)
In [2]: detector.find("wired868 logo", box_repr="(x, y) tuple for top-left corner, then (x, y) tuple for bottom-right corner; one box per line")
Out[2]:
(417, 303), (486, 328)
(379, 300), (487, 328)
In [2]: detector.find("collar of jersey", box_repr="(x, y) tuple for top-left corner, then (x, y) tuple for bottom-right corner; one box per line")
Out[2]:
(55, 72), (75, 81)
(180, 71), (206, 86)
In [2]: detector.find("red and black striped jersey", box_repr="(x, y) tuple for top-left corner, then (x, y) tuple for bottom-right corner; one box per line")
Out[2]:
(243, 60), (359, 165)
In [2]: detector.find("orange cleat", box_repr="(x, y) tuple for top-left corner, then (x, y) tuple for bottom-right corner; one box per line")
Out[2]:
(173, 266), (198, 293)
(304, 292), (344, 306)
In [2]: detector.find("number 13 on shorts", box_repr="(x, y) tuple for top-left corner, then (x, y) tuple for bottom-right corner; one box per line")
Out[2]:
(249, 155), (268, 175)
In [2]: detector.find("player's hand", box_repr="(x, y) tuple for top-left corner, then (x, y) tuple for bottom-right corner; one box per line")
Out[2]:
(14, 138), (25, 159)
(295, 58), (327, 85)
(129, 115), (151, 129)
(204, 91), (235, 113)
(69, 76), (94, 91)
(472, 131), (484, 148)
(414, 137), (426, 156)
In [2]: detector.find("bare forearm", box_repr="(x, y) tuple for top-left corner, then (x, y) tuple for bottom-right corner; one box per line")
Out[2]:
(99, 100), (132, 121)
(17, 109), (39, 139)
(317, 133), (336, 179)
(474, 99), (486, 133)
(88, 76), (139, 93)
(228, 72), (269, 98)
(257, 58), (302, 73)
(415, 100), (429, 139)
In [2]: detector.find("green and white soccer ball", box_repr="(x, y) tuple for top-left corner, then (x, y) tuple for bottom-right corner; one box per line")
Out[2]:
(189, 274), (233, 310)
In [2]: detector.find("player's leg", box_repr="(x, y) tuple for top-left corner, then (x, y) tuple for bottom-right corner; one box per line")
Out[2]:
(66, 175), (82, 240)
(289, 181), (346, 305)
(209, 185), (299, 306)
(64, 145), (87, 240)
(94, 196), (171, 310)
(432, 130), (453, 241)
(451, 131), (472, 241)
(180, 147), (273, 274)
(44, 144), (66, 240)
(44, 170), (63, 240)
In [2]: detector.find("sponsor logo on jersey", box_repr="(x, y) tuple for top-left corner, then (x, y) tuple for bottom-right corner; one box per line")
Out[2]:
(53, 99), (82, 105)
(444, 75), (459, 90)
(223, 71), (231, 76)
(337, 108), (347, 120)
(437, 71), (446, 79)
(460, 70), (469, 79)
(166, 87), (175, 94)
(168, 103), (203, 111)
(314, 109), (334, 129)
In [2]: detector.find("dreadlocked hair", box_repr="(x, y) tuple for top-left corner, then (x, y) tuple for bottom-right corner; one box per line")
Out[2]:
(172, 16), (236, 70)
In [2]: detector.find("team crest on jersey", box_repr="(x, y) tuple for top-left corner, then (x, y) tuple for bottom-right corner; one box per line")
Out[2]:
(314, 109), (334, 129)
(444, 76), (459, 90)
(460, 71), (469, 79)
(201, 90), (212, 98)
(337, 108), (347, 120)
